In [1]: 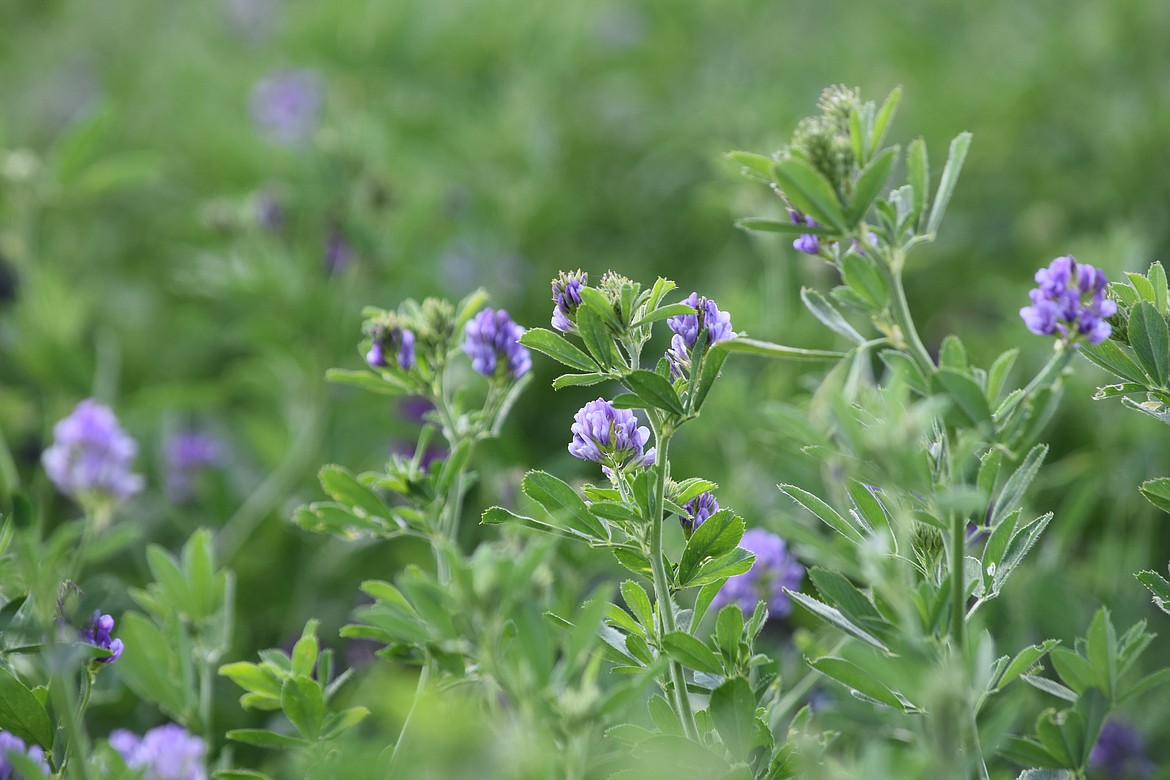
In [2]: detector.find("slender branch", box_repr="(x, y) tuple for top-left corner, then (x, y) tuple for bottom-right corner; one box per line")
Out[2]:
(883, 253), (935, 376)
(950, 511), (966, 650)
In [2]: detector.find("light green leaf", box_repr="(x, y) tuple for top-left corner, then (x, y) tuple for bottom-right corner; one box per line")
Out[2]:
(661, 632), (723, 675)
(520, 328), (599, 373)
(773, 157), (847, 232)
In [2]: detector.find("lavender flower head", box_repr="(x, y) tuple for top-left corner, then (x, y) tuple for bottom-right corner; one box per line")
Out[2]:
(551, 270), (587, 333)
(250, 69), (321, 145)
(80, 610), (124, 664)
(165, 432), (226, 502)
(1089, 721), (1155, 777)
(790, 209), (821, 255)
(710, 528), (804, 617)
(0, 731), (49, 778)
(109, 724), (207, 780)
(666, 292), (735, 377)
(681, 491), (719, 534)
(42, 399), (144, 506)
(463, 308), (531, 379)
(569, 398), (655, 472)
(1020, 255), (1116, 346)
(367, 327), (416, 371)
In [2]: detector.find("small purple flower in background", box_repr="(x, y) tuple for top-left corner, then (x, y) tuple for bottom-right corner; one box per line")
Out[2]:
(80, 610), (123, 664)
(252, 190), (285, 232)
(323, 225), (353, 275)
(681, 491), (719, 533)
(710, 528), (804, 617)
(551, 270), (587, 333)
(568, 398), (655, 472)
(463, 308), (531, 379)
(789, 209), (821, 255)
(109, 724), (206, 780)
(1089, 721), (1155, 778)
(666, 292), (735, 377)
(1020, 255), (1116, 347)
(42, 399), (144, 506)
(399, 396), (433, 424)
(367, 327), (416, 371)
(165, 432), (226, 502)
(250, 69), (321, 145)
(0, 731), (49, 777)
(391, 440), (445, 471)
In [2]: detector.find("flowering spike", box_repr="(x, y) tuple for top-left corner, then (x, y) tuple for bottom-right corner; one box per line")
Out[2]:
(109, 723), (207, 780)
(681, 491), (719, 534)
(568, 398), (653, 473)
(463, 308), (531, 379)
(42, 399), (144, 506)
(1020, 255), (1116, 346)
(665, 292), (735, 377)
(551, 270), (587, 333)
(80, 610), (124, 664)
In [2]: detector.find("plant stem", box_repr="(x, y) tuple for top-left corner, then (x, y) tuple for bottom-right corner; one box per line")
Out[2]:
(646, 429), (698, 740)
(950, 511), (965, 650)
(886, 260), (935, 376)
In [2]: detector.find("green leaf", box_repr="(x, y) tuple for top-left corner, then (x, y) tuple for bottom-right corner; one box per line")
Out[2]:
(226, 729), (308, 749)
(726, 150), (777, 180)
(906, 137), (929, 231)
(220, 662), (283, 701)
(182, 529), (218, 621)
(735, 217), (836, 236)
(996, 640), (1060, 691)
(1016, 769), (1074, 780)
(879, 349), (929, 395)
(145, 544), (195, 618)
(0, 668), (53, 749)
(613, 545), (653, 577)
(1127, 301), (1169, 385)
(787, 591), (889, 651)
(578, 286), (624, 331)
(318, 465), (391, 525)
(552, 372), (607, 390)
(807, 568), (887, 637)
(624, 369), (684, 415)
(631, 303), (697, 329)
(661, 632), (724, 675)
(693, 340), (731, 412)
(690, 578), (728, 632)
(214, 771), (273, 780)
(986, 348), (1020, 403)
(325, 367), (412, 397)
(808, 656), (909, 710)
(925, 132), (972, 236)
(1149, 261), (1169, 315)
(847, 147), (897, 225)
(1135, 568), (1170, 613)
(716, 338), (844, 362)
(620, 580), (655, 633)
(522, 472), (610, 542)
(1021, 674), (1078, 703)
(932, 367), (993, 428)
(687, 549), (754, 587)
(678, 510), (744, 586)
(869, 86), (902, 158)
(576, 307), (624, 370)
(838, 253), (888, 309)
(282, 676), (325, 740)
(1079, 339), (1149, 385)
(1138, 478), (1170, 514)
(800, 287), (864, 344)
(990, 444), (1048, 528)
(709, 676), (756, 757)
(780, 484), (864, 543)
(773, 157), (847, 232)
(520, 328), (598, 373)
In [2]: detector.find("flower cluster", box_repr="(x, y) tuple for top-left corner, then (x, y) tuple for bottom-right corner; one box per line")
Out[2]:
(568, 398), (654, 472)
(711, 528), (804, 617)
(1019, 255), (1116, 346)
(1090, 721), (1155, 778)
(109, 724), (207, 780)
(666, 292), (734, 377)
(681, 491), (719, 534)
(249, 69), (321, 145)
(0, 731), (49, 778)
(463, 308), (531, 379)
(165, 432), (226, 502)
(789, 209), (821, 255)
(80, 610), (124, 664)
(551, 270), (587, 333)
(367, 325), (416, 371)
(42, 399), (144, 506)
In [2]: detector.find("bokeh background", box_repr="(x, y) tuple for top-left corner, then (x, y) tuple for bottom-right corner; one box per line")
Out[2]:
(3, 0), (1169, 772)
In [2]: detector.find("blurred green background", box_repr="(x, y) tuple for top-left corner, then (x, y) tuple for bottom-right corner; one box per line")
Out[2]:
(2, 0), (1169, 770)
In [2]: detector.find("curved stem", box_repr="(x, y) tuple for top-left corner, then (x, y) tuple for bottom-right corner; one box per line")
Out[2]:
(646, 429), (698, 740)
(949, 511), (966, 650)
(885, 261), (935, 376)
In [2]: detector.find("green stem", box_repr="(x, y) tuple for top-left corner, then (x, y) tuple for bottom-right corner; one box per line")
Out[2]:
(886, 260), (935, 376)
(950, 511), (966, 650)
(646, 429), (698, 740)
(53, 667), (93, 780)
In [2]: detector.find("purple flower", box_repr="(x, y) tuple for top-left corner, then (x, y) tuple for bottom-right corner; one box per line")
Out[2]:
(551, 270), (587, 333)
(109, 724), (207, 780)
(463, 308), (531, 379)
(323, 226), (353, 275)
(569, 398), (655, 471)
(42, 399), (144, 505)
(1020, 256), (1116, 346)
(250, 69), (321, 145)
(367, 327), (416, 371)
(253, 190), (284, 231)
(80, 610), (123, 664)
(665, 292), (735, 378)
(1090, 721), (1155, 777)
(710, 528), (804, 617)
(165, 432), (226, 502)
(681, 491), (719, 533)
(789, 209), (822, 255)
(0, 731), (49, 778)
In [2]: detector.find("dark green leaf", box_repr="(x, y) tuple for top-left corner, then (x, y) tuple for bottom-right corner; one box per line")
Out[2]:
(578, 286), (624, 331)
(932, 367), (992, 428)
(1080, 339), (1149, 385)
(678, 510), (744, 586)
(847, 147), (897, 225)
(735, 218), (836, 236)
(1136, 568), (1170, 613)
(624, 369), (684, 415)
(522, 472), (610, 542)
(0, 668), (53, 749)
(926, 132), (972, 236)
(620, 580), (655, 632)
(787, 591), (888, 651)
(717, 338), (843, 362)
(808, 656), (908, 710)
(773, 157), (847, 232)
(661, 632), (723, 675)
(869, 87), (902, 158)
(1127, 302), (1169, 385)
(520, 328), (599, 373)
(906, 137), (928, 231)
(709, 676), (756, 757)
(780, 484), (864, 542)
(282, 676), (325, 740)
(1139, 478), (1170, 514)
(226, 729), (308, 749)
(800, 287), (865, 344)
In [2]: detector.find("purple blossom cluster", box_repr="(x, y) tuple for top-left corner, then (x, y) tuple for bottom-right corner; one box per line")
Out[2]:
(165, 432), (226, 502)
(666, 292), (734, 377)
(367, 327), (416, 372)
(109, 724), (207, 780)
(789, 209), (821, 255)
(710, 528), (804, 617)
(42, 399), (144, 505)
(551, 270), (587, 333)
(250, 69), (321, 145)
(1019, 255), (1116, 346)
(463, 308), (531, 379)
(0, 731), (49, 778)
(1090, 721), (1155, 777)
(681, 491), (719, 533)
(568, 398), (654, 471)
(80, 610), (124, 664)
